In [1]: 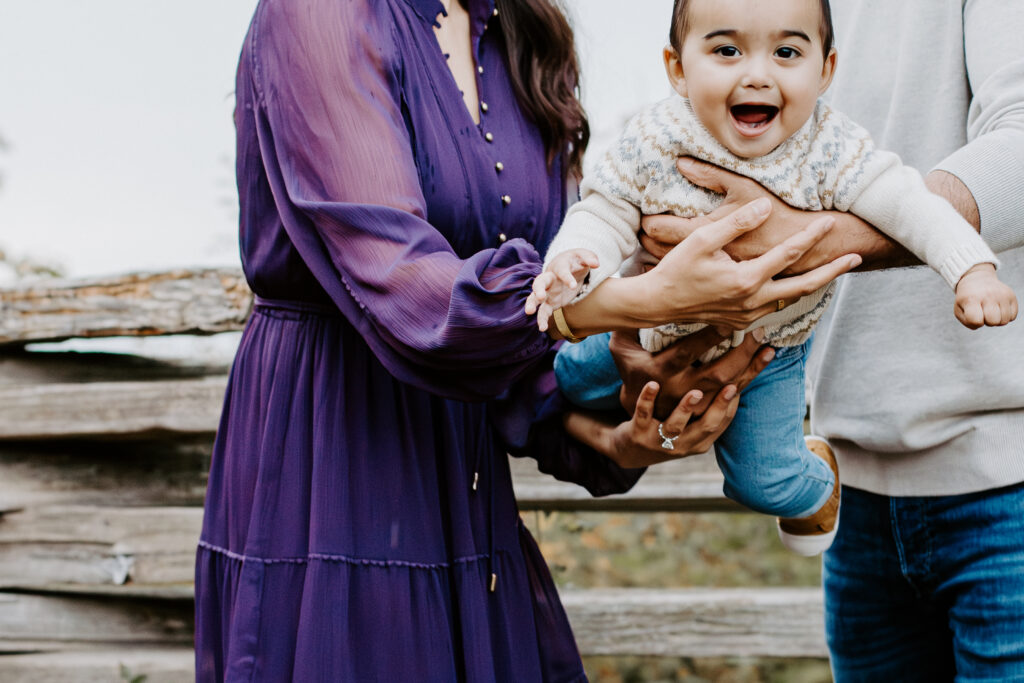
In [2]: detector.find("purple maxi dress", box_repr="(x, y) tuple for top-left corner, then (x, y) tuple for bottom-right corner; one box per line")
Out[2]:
(194, 0), (643, 679)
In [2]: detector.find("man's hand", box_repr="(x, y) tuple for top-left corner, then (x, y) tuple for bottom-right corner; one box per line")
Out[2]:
(640, 157), (898, 273)
(609, 326), (775, 420)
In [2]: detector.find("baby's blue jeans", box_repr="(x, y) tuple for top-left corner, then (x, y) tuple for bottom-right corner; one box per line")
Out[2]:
(555, 333), (834, 518)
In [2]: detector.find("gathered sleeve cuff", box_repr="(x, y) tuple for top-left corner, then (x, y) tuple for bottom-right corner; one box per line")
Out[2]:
(245, 0), (552, 402)
(489, 344), (646, 497)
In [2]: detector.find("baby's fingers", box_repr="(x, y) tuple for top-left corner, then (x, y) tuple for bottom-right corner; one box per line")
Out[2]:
(576, 251), (601, 270)
(531, 272), (555, 301)
(536, 303), (554, 332)
(956, 298), (984, 330)
(524, 292), (540, 316)
(982, 296), (1013, 327)
(552, 261), (579, 289)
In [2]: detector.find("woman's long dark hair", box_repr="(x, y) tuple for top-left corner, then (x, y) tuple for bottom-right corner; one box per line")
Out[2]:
(491, 0), (589, 177)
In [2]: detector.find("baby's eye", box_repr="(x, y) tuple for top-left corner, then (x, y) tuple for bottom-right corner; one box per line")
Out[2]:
(713, 45), (740, 57)
(775, 46), (801, 59)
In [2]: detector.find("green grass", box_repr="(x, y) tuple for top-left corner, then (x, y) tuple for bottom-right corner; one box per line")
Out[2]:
(521, 510), (832, 682)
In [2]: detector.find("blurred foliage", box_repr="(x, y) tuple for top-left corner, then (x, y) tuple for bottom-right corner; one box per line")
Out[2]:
(520, 510), (831, 682)
(582, 655), (830, 683)
(524, 510), (822, 589)
(0, 132), (62, 281)
(0, 246), (64, 280)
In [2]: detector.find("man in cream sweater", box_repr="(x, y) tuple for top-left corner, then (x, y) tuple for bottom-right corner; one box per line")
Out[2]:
(808, 1), (1024, 679)
(648, 0), (1024, 678)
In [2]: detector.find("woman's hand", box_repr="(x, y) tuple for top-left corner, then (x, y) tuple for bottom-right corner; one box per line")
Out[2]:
(640, 157), (904, 273)
(556, 188), (863, 340)
(609, 326), (775, 420)
(640, 196), (861, 331)
(605, 380), (741, 468)
(563, 379), (742, 468)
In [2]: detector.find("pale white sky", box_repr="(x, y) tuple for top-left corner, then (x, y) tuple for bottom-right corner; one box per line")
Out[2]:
(0, 0), (673, 279)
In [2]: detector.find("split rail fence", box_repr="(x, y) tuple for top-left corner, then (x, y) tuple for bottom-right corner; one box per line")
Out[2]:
(0, 267), (826, 680)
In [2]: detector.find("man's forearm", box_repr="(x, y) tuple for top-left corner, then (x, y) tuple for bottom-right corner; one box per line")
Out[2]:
(925, 169), (981, 232)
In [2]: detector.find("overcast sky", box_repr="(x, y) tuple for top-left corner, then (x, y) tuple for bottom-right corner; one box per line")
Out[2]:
(0, 0), (673, 279)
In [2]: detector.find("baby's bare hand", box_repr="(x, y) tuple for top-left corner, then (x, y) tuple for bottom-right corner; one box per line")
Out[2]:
(954, 264), (1018, 329)
(525, 249), (599, 331)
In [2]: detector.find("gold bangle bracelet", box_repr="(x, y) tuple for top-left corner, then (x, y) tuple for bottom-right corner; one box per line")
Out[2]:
(552, 307), (584, 343)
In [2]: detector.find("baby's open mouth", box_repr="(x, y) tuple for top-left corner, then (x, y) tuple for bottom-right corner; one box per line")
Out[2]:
(730, 104), (779, 132)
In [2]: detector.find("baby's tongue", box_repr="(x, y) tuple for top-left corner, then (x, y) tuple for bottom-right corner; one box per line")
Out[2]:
(732, 105), (775, 124)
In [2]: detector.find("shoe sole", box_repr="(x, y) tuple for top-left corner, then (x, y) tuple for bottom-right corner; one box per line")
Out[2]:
(777, 436), (839, 557)
(777, 507), (838, 556)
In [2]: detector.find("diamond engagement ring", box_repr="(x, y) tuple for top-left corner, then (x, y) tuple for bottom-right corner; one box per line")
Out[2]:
(658, 423), (680, 450)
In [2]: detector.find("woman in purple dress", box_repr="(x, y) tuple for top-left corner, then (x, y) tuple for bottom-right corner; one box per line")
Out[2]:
(194, 0), (853, 679)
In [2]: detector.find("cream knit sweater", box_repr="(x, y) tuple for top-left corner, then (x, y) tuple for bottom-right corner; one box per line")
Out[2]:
(806, 0), (1024, 496)
(545, 96), (998, 355)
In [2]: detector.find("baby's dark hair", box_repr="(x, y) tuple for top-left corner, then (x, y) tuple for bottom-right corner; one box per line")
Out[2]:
(669, 0), (834, 57)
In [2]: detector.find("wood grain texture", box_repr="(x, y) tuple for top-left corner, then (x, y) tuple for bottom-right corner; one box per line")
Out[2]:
(0, 506), (201, 587)
(0, 440), (211, 511)
(510, 452), (736, 512)
(0, 593), (193, 649)
(0, 268), (251, 346)
(0, 447), (731, 515)
(0, 587), (826, 659)
(562, 587), (827, 658)
(0, 648), (193, 683)
(0, 376), (227, 440)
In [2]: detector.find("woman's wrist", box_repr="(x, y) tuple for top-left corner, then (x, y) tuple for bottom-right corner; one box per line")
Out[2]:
(557, 274), (661, 340)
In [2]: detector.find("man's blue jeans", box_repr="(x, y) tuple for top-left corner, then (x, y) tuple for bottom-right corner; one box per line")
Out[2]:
(824, 482), (1024, 682)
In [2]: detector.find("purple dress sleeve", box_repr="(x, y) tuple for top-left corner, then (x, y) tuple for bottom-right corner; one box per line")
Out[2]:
(248, 0), (549, 402)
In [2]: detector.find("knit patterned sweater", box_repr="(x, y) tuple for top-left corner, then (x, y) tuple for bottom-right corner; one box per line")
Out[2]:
(545, 96), (998, 354)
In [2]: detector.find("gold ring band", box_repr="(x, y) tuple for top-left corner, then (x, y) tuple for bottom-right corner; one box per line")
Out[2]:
(776, 299), (786, 311)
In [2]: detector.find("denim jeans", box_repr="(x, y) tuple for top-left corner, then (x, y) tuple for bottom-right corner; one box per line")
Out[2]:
(553, 332), (622, 411)
(824, 482), (1024, 682)
(714, 339), (833, 518)
(555, 334), (834, 518)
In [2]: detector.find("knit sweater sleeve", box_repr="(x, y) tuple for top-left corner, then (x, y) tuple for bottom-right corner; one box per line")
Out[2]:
(931, 0), (1024, 254)
(818, 106), (999, 289)
(850, 161), (999, 288)
(542, 112), (649, 292)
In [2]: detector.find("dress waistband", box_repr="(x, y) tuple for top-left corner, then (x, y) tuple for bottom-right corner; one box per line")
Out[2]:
(253, 296), (341, 317)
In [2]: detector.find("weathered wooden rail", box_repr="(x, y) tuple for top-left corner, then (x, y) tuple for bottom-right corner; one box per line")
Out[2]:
(0, 268), (826, 680)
